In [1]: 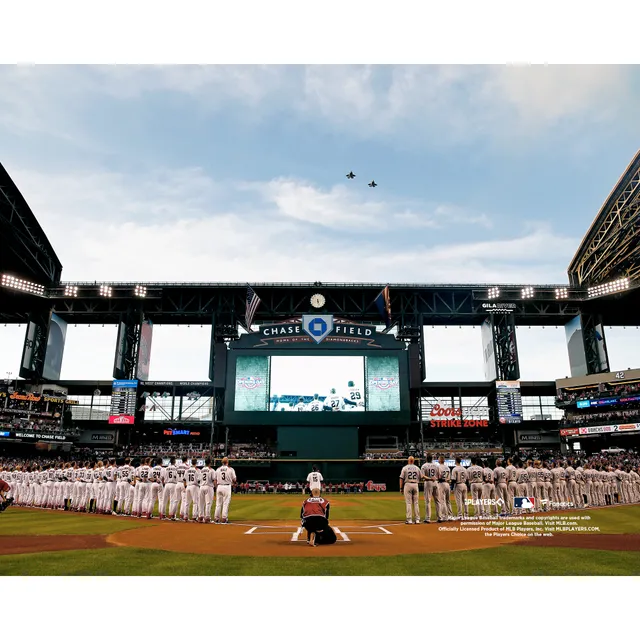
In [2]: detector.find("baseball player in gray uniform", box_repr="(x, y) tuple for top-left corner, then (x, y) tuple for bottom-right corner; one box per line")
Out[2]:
(481, 461), (496, 518)
(525, 461), (537, 510)
(399, 456), (422, 524)
(451, 458), (468, 519)
(505, 458), (517, 504)
(493, 460), (510, 515)
(437, 455), (454, 521)
(420, 454), (439, 523)
(466, 458), (484, 518)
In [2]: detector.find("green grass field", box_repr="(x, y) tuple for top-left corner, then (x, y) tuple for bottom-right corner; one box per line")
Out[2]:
(1, 494), (639, 576)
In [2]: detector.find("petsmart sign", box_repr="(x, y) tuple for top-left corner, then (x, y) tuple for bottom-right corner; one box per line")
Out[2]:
(232, 316), (402, 350)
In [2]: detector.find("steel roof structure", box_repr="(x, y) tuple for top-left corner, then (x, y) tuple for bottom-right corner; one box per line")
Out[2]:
(568, 149), (640, 287)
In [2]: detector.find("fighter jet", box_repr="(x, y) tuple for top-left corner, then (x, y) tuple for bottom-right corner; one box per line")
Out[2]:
(368, 180), (377, 188)
(346, 171), (355, 179)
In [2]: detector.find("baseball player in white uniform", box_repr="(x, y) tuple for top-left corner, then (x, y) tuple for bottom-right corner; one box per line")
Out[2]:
(214, 457), (236, 524)
(399, 456), (422, 524)
(198, 459), (215, 523)
(306, 394), (324, 412)
(306, 466), (324, 494)
(160, 457), (179, 520)
(145, 458), (164, 519)
(176, 458), (189, 519)
(133, 458), (152, 518)
(451, 458), (469, 519)
(183, 460), (201, 522)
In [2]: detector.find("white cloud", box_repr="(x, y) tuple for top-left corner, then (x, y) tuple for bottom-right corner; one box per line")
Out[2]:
(6, 165), (574, 284)
(0, 65), (635, 148)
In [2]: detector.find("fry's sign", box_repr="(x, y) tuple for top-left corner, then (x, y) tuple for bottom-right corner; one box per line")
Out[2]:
(428, 404), (489, 428)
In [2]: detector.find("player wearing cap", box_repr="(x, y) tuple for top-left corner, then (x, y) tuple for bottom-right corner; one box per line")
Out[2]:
(344, 380), (364, 411)
(525, 460), (537, 511)
(493, 459), (509, 516)
(465, 458), (483, 518)
(133, 458), (152, 518)
(183, 460), (201, 522)
(451, 458), (469, 519)
(543, 463), (553, 510)
(118, 459), (135, 515)
(306, 394), (324, 412)
(565, 462), (578, 508)
(420, 454), (440, 523)
(176, 458), (189, 519)
(294, 397), (307, 411)
(481, 461), (496, 518)
(306, 466), (324, 495)
(198, 458), (215, 523)
(214, 457), (237, 524)
(323, 388), (342, 412)
(505, 458), (517, 505)
(160, 457), (179, 520)
(145, 458), (165, 519)
(575, 464), (585, 507)
(436, 455), (453, 522)
(399, 456), (421, 524)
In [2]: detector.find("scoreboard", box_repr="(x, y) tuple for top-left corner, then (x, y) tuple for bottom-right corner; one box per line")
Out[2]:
(496, 380), (523, 424)
(108, 380), (138, 425)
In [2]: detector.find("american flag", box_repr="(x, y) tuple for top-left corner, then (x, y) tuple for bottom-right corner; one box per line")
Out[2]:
(374, 285), (392, 328)
(245, 285), (261, 331)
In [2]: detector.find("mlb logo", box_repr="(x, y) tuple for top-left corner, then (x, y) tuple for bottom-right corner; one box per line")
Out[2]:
(514, 497), (536, 510)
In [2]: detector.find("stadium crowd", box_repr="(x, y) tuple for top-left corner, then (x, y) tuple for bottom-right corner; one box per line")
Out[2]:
(560, 406), (640, 427)
(557, 380), (640, 404)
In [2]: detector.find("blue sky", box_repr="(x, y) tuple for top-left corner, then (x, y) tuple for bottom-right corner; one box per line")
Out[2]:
(1, 64), (640, 380)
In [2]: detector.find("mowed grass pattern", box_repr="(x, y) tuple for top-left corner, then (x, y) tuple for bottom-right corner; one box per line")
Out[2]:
(1, 496), (640, 576)
(1, 546), (640, 576)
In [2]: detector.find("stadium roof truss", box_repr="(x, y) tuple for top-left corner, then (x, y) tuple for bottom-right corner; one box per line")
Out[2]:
(0, 162), (62, 285)
(568, 150), (640, 287)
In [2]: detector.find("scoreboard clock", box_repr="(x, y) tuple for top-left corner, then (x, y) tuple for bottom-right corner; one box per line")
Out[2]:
(310, 293), (325, 309)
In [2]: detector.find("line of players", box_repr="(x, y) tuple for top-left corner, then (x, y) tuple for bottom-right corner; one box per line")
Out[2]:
(0, 456), (237, 524)
(272, 380), (365, 412)
(401, 455), (640, 523)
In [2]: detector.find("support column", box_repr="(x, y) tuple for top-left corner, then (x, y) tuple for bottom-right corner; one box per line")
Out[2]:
(564, 313), (610, 377)
(113, 307), (144, 380)
(19, 308), (52, 381)
(482, 313), (520, 381)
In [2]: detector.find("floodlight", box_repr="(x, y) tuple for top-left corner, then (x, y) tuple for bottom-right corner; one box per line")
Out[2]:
(487, 287), (500, 299)
(1, 273), (45, 296)
(134, 285), (147, 298)
(555, 288), (568, 299)
(64, 285), (78, 297)
(587, 277), (630, 299)
(521, 286), (534, 299)
(99, 285), (113, 297)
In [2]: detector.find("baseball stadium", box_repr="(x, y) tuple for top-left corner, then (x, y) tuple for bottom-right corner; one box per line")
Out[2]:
(1, 151), (640, 576)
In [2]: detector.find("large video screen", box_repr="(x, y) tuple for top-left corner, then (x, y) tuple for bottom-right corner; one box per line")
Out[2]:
(233, 355), (401, 413)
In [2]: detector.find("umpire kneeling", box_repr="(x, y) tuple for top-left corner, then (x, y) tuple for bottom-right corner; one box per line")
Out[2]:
(301, 488), (336, 547)
(0, 477), (13, 513)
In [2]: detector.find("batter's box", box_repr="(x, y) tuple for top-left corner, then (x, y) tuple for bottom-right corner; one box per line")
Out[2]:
(243, 524), (393, 542)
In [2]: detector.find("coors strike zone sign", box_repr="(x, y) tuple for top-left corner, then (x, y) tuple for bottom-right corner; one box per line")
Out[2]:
(232, 315), (403, 350)
(429, 404), (489, 428)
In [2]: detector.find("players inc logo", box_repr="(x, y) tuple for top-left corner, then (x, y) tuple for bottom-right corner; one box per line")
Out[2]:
(237, 376), (265, 390)
(302, 314), (334, 344)
(513, 497), (536, 510)
(466, 498), (505, 507)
